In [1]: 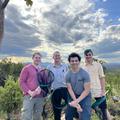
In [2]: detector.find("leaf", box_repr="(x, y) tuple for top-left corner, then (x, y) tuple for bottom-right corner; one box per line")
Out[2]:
(24, 0), (33, 6)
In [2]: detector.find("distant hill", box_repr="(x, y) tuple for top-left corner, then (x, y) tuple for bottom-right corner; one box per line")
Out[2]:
(41, 62), (120, 71)
(0, 56), (120, 71)
(103, 63), (120, 71)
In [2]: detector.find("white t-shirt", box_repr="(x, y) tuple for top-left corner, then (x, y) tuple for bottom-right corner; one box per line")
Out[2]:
(83, 61), (105, 97)
(47, 63), (68, 90)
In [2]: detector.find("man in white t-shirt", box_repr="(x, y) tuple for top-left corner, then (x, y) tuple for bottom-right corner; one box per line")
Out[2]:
(47, 51), (68, 120)
(83, 49), (111, 120)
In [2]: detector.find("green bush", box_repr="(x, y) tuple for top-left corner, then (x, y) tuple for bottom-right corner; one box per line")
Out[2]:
(0, 76), (22, 114)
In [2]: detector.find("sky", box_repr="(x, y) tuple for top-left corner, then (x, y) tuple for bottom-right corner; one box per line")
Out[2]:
(0, 0), (120, 63)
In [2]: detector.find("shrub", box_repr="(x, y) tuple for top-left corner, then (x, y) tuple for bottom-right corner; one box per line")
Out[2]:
(0, 76), (22, 119)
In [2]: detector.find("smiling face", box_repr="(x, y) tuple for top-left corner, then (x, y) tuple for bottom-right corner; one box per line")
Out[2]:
(84, 51), (93, 63)
(53, 51), (61, 64)
(68, 53), (81, 70)
(32, 53), (41, 66)
(69, 57), (80, 69)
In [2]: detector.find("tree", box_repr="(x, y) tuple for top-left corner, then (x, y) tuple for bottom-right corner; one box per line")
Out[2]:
(0, 0), (9, 44)
(0, 0), (33, 44)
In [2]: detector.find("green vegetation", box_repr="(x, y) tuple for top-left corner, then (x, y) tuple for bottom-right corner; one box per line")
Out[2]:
(106, 71), (120, 96)
(105, 71), (120, 120)
(0, 76), (22, 120)
(0, 58), (23, 120)
(0, 58), (23, 86)
(0, 59), (120, 120)
(24, 0), (33, 6)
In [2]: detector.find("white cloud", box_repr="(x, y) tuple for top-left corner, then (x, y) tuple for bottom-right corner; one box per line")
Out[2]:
(118, 18), (120, 22)
(99, 25), (120, 41)
(1, 0), (120, 63)
(102, 0), (107, 2)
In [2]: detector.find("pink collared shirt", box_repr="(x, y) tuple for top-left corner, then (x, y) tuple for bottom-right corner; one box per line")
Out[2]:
(19, 64), (41, 96)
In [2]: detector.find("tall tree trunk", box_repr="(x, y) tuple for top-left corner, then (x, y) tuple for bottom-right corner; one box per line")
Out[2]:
(0, 0), (9, 44)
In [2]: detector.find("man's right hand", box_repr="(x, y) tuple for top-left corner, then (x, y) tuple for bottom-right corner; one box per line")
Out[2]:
(35, 86), (41, 95)
(28, 90), (36, 97)
(69, 101), (83, 112)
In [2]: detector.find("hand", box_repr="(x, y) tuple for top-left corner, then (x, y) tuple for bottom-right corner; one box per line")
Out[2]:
(69, 100), (83, 112)
(28, 90), (36, 97)
(35, 87), (41, 95)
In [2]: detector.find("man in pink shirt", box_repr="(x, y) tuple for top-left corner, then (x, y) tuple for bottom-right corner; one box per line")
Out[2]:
(19, 52), (44, 120)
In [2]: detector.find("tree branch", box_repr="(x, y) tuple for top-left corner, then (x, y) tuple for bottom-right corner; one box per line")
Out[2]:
(1, 0), (9, 9)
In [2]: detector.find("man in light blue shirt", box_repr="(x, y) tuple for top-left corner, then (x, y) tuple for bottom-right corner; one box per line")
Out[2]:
(47, 51), (68, 120)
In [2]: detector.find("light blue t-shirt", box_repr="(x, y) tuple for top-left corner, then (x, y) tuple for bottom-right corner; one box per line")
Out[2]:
(66, 68), (90, 95)
(47, 63), (68, 90)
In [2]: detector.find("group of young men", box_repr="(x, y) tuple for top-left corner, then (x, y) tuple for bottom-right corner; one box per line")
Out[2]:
(19, 49), (110, 120)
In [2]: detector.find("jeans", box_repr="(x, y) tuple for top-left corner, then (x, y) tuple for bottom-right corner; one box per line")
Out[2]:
(21, 96), (44, 120)
(65, 93), (91, 120)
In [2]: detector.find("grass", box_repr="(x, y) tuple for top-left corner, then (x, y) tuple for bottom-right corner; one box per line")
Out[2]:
(0, 111), (6, 120)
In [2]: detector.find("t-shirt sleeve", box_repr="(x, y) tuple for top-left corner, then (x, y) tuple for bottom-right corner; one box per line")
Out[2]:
(98, 63), (105, 78)
(65, 71), (71, 83)
(83, 70), (90, 83)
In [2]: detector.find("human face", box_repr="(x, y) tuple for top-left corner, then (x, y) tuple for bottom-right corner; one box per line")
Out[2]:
(85, 52), (93, 62)
(69, 57), (80, 69)
(32, 54), (41, 66)
(53, 52), (61, 64)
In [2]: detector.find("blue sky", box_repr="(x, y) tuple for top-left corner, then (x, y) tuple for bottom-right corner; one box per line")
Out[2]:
(95, 0), (120, 24)
(0, 0), (120, 63)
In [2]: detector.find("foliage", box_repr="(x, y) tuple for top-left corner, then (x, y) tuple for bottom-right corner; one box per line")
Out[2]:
(105, 71), (120, 119)
(105, 71), (120, 97)
(24, 0), (33, 6)
(0, 58), (23, 86)
(0, 68), (6, 86)
(93, 58), (106, 64)
(0, 76), (22, 114)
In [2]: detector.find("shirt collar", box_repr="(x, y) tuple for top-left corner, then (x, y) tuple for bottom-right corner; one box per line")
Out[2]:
(53, 63), (62, 68)
(32, 64), (41, 70)
(85, 60), (94, 66)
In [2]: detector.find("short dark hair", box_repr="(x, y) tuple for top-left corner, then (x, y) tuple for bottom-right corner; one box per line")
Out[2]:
(32, 52), (41, 58)
(84, 49), (93, 55)
(68, 53), (81, 62)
